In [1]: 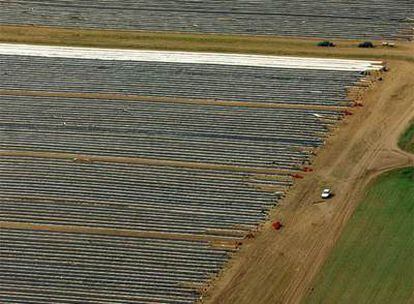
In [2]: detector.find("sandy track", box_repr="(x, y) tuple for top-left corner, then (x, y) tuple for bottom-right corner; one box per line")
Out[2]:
(204, 60), (414, 304)
(0, 25), (413, 63)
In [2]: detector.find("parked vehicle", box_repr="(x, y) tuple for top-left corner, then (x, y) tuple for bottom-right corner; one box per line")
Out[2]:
(317, 41), (336, 47)
(381, 41), (395, 47)
(321, 188), (333, 199)
(358, 41), (374, 48)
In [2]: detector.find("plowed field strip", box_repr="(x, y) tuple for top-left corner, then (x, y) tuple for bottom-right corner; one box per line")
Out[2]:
(0, 89), (348, 111)
(0, 150), (297, 175)
(0, 221), (241, 244)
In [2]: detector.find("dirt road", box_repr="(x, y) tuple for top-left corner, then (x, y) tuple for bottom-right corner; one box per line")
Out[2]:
(1, 25), (413, 63)
(204, 60), (414, 304)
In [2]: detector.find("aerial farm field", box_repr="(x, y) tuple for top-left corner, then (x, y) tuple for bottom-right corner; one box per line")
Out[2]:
(0, 1), (413, 304)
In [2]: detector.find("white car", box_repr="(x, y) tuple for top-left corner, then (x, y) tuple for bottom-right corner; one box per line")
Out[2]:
(321, 188), (332, 199)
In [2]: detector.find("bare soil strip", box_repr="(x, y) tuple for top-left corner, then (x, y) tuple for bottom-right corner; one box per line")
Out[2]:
(0, 89), (348, 111)
(0, 25), (413, 62)
(0, 221), (242, 244)
(204, 60), (414, 304)
(0, 150), (296, 175)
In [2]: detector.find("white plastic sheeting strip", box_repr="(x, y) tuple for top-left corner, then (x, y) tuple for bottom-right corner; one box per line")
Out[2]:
(0, 43), (383, 71)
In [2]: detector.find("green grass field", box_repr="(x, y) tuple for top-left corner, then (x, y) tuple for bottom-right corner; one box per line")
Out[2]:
(305, 167), (414, 304)
(399, 122), (414, 153)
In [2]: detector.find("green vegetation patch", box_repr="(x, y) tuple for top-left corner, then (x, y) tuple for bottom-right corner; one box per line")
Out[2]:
(305, 167), (414, 304)
(399, 121), (414, 153)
